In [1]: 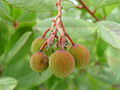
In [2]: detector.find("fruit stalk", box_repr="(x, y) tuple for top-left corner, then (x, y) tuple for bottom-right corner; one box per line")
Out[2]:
(42, 28), (51, 38)
(40, 0), (75, 51)
(65, 34), (75, 46)
(56, 0), (75, 45)
(40, 28), (58, 51)
(57, 0), (67, 34)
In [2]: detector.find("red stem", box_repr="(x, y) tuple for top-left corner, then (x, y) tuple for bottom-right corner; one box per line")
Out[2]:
(42, 28), (51, 38)
(65, 34), (75, 46)
(78, 0), (100, 21)
(40, 28), (58, 52)
(40, 42), (47, 52)
(40, 0), (76, 51)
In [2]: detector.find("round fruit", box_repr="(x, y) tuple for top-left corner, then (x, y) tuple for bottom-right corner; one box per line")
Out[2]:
(49, 50), (75, 78)
(31, 37), (47, 54)
(68, 44), (90, 68)
(30, 52), (49, 72)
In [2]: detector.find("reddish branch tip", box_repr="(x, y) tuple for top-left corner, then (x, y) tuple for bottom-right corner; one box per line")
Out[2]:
(78, 0), (100, 21)
(76, 6), (84, 9)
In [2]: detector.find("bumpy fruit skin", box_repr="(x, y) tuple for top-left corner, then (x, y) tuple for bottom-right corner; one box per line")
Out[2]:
(49, 50), (75, 78)
(30, 52), (49, 72)
(31, 37), (47, 54)
(68, 44), (90, 68)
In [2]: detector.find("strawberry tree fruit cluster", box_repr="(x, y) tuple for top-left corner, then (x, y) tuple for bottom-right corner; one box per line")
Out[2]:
(30, 0), (90, 79)
(30, 36), (90, 78)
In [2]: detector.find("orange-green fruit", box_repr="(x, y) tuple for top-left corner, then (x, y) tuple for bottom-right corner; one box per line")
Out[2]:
(31, 37), (47, 54)
(49, 50), (75, 78)
(30, 52), (49, 72)
(68, 44), (90, 68)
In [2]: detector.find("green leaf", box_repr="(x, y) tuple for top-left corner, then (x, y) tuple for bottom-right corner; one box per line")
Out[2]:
(62, 1), (74, 10)
(95, 4), (117, 19)
(17, 68), (53, 89)
(0, 32), (32, 65)
(0, 20), (10, 55)
(3, 57), (52, 89)
(0, 1), (13, 21)
(4, 0), (57, 12)
(64, 18), (97, 42)
(8, 34), (34, 65)
(17, 12), (36, 22)
(106, 47), (120, 80)
(4, 22), (35, 53)
(11, 8), (37, 22)
(3, 58), (32, 78)
(95, 0), (120, 9)
(0, 77), (17, 90)
(97, 21), (120, 49)
(107, 8), (120, 23)
(96, 38), (108, 57)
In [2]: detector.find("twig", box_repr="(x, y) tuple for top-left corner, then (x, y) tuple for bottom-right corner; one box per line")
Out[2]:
(77, 0), (100, 21)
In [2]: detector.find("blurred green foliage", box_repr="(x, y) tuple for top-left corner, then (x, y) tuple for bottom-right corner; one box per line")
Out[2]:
(0, 0), (120, 90)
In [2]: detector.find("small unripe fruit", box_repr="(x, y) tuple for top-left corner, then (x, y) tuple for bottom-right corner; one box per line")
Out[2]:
(49, 50), (75, 78)
(68, 44), (90, 68)
(30, 52), (49, 72)
(31, 37), (47, 54)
